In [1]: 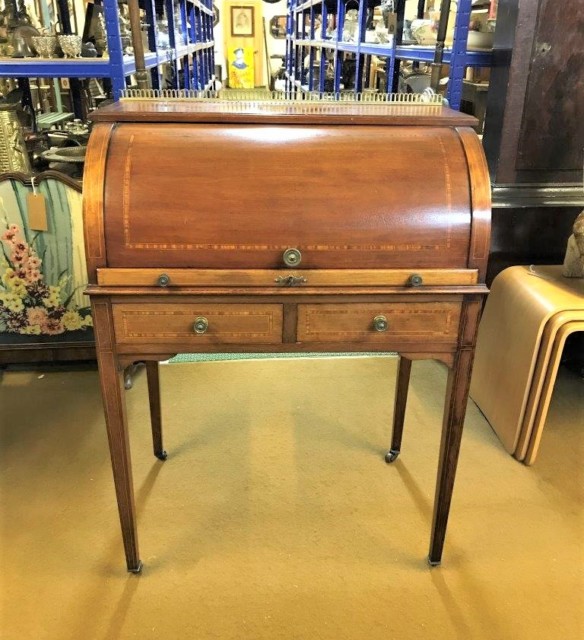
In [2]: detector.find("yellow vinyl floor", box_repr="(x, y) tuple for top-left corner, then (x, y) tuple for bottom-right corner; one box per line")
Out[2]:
(0, 357), (582, 640)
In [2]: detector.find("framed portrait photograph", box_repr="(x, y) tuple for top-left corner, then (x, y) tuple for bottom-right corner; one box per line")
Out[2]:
(231, 6), (254, 37)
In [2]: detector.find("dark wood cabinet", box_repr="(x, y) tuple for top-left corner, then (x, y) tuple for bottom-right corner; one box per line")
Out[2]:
(483, 0), (584, 283)
(484, 0), (584, 186)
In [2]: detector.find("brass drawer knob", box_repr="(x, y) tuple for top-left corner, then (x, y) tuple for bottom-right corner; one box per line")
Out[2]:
(409, 274), (423, 287)
(193, 316), (209, 334)
(157, 273), (170, 287)
(283, 248), (302, 268)
(373, 315), (389, 332)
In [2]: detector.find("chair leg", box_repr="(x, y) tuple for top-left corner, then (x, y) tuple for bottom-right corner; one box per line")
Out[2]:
(428, 348), (474, 566)
(146, 361), (167, 460)
(385, 356), (412, 463)
(124, 362), (144, 390)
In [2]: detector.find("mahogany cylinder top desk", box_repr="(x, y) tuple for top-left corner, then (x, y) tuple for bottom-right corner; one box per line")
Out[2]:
(83, 97), (491, 573)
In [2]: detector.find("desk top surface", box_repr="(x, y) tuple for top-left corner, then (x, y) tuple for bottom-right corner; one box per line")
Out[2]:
(91, 100), (478, 127)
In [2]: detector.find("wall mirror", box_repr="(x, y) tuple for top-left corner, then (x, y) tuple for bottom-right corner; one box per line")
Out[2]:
(269, 15), (286, 39)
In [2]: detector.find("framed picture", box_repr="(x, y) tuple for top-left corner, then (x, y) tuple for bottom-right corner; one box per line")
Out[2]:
(231, 6), (254, 37)
(228, 46), (254, 88)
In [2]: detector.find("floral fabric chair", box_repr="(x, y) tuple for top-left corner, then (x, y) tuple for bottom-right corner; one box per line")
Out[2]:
(0, 176), (93, 344)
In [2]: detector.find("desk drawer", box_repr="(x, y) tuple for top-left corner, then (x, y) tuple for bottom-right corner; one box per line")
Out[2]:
(297, 303), (461, 343)
(113, 303), (283, 345)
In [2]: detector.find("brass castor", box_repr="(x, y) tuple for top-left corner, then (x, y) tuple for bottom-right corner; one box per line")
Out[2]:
(384, 449), (400, 463)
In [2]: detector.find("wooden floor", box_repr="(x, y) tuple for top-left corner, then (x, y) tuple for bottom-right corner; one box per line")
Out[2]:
(0, 357), (582, 640)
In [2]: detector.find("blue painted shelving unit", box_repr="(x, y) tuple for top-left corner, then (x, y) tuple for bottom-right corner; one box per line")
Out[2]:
(285, 0), (492, 109)
(0, 0), (215, 102)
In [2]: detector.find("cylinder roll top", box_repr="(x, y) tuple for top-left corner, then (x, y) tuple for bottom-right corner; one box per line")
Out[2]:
(84, 101), (490, 281)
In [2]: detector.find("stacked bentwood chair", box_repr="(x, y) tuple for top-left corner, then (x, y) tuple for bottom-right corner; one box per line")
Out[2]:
(470, 265), (584, 465)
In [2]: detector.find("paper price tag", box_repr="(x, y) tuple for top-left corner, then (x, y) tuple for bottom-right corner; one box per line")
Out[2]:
(386, 13), (397, 35)
(27, 192), (48, 231)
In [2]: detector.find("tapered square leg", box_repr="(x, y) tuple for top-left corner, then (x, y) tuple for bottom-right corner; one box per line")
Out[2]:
(146, 361), (166, 460)
(428, 348), (474, 566)
(385, 356), (412, 463)
(96, 348), (142, 573)
(92, 299), (142, 573)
